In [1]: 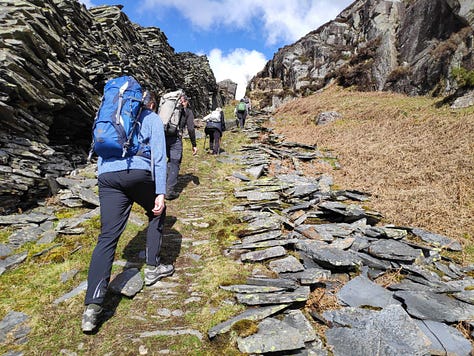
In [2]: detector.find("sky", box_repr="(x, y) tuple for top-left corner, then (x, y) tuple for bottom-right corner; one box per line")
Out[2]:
(78, 0), (354, 98)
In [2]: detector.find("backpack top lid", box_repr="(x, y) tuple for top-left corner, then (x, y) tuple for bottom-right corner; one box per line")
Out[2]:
(206, 109), (221, 122)
(158, 89), (184, 125)
(91, 75), (145, 159)
(104, 76), (143, 128)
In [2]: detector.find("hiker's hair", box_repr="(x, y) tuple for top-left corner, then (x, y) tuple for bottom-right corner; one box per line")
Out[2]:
(143, 90), (156, 107)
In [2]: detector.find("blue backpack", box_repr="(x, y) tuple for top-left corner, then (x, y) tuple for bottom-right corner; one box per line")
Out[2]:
(89, 76), (144, 160)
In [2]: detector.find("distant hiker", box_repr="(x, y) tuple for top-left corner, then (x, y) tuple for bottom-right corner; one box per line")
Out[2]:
(164, 93), (197, 200)
(204, 107), (226, 155)
(82, 87), (173, 333)
(234, 98), (248, 129)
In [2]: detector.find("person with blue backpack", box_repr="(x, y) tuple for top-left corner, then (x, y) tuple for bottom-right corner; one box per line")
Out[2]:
(82, 77), (173, 333)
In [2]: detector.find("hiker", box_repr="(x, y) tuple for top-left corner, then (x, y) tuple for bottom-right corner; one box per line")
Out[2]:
(243, 96), (251, 114)
(204, 107), (226, 155)
(165, 93), (197, 200)
(82, 90), (173, 333)
(234, 98), (248, 129)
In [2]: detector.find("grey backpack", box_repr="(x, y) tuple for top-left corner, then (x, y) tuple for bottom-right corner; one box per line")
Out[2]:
(158, 89), (184, 136)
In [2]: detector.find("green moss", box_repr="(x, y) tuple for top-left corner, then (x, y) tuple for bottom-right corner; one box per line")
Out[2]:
(452, 67), (474, 89)
(231, 319), (259, 337)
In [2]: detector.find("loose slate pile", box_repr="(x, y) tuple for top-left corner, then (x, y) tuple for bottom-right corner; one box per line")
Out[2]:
(209, 118), (474, 355)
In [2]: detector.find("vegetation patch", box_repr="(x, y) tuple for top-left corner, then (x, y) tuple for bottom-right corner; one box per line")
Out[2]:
(273, 84), (474, 264)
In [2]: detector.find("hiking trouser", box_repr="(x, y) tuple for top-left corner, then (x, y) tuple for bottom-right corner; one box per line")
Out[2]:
(236, 111), (247, 128)
(205, 128), (222, 154)
(165, 134), (183, 195)
(85, 169), (166, 306)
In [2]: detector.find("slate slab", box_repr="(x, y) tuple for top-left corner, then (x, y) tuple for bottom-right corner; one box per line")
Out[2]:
(305, 269), (334, 286)
(400, 263), (444, 284)
(239, 216), (282, 235)
(246, 277), (299, 290)
(235, 238), (299, 250)
(354, 251), (392, 270)
(244, 191), (280, 201)
(268, 255), (304, 273)
(282, 309), (316, 342)
(319, 201), (381, 224)
(0, 243), (13, 257)
(0, 252), (28, 275)
(220, 285), (286, 294)
(236, 286), (311, 306)
(394, 290), (474, 322)
(53, 280), (88, 305)
(324, 305), (431, 356)
(453, 290), (474, 305)
(284, 183), (320, 198)
(246, 164), (265, 179)
(232, 172), (251, 181)
(240, 246), (287, 262)
(296, 240), (361, 270)
(367, 239), (422, 262)
(0, 311), (29, 344)
(411, 227), (462, 251)
(207, 304), (289, 338)
(337, 275), (400, 308)
(294, 224), (332, 242)
(0, 213), (51, 225)
(241, 230), (282, 244)
(416, 319), (472, 356)
(108, 268), (144, 297)
(237, 317), (305, 354)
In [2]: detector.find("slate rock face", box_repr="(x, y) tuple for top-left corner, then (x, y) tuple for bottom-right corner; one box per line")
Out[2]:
(249, 0), (474, 110)
(0, 0), (224, 214)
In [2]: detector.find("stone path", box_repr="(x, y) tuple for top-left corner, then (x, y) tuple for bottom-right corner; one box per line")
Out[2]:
(1, 113), (473, 355)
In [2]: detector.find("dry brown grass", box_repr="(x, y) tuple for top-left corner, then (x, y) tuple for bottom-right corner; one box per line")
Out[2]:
(272, 85), (474, 260)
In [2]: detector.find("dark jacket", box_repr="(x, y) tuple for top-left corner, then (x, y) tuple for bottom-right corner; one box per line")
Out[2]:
(179, 107), (196, 147)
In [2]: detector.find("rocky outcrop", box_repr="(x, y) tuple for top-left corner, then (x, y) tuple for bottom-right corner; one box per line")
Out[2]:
(249, 0), (474, 110)
(217, 79), (238, 103)
(0, 0), (223, 214)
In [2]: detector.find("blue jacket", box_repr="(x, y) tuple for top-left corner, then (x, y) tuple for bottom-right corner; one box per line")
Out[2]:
(97, 109), (167, 195)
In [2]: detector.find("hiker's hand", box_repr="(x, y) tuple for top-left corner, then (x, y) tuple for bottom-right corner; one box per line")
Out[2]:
(152, 194), (165, 215)
(192, 146), (198, 156)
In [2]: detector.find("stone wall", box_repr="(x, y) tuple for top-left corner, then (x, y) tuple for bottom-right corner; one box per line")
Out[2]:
(0, 0), (224, 214)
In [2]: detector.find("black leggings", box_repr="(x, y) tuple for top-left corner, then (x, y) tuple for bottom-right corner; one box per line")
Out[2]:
(85, 169), (165, 305)
(205, 128), (222, 154)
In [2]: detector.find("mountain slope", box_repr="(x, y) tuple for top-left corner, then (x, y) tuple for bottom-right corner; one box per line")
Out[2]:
(249, 0), (474, 110)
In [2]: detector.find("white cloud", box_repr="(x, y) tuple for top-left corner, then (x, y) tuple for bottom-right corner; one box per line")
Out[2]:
(142, 0), (353, 45)
(208, 48), (267, 99)
(77, 0), (95, 8)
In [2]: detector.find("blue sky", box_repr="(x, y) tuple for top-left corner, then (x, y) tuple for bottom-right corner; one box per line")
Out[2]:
(79, 0), (353, 98)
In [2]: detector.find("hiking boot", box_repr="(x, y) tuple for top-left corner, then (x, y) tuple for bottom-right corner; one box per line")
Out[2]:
(81, 304), (103, 332)
(144, 264), (175, 286)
